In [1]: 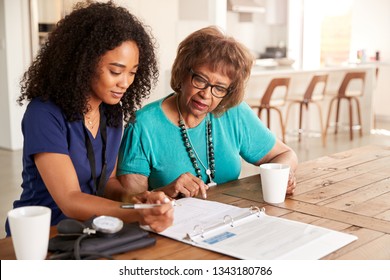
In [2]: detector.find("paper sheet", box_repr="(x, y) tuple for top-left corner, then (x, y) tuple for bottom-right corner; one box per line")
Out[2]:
(158, 197), (358, 259)
(160, 197), (248, 241)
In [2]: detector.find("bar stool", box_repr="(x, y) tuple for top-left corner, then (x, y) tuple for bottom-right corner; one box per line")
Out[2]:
(246, 77), (290, 142)
(285, 74), (328, 145)
(324, 71), (366, 141)
(373, 67), (379, 129)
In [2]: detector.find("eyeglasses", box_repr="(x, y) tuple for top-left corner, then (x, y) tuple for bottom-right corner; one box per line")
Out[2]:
(190, 69), (230, 98)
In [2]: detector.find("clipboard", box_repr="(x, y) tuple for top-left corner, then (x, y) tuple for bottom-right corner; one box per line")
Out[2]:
(157, 197), (358, 260)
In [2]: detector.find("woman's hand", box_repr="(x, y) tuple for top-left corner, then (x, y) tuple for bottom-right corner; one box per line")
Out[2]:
(160, 172), (209, 199)
(255, 139), (298, 196)
(286, 170), (296, 195)
(135, 191), (174, 232)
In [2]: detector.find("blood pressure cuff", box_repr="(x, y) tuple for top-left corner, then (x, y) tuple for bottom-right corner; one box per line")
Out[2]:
(48, 219), (156, 260)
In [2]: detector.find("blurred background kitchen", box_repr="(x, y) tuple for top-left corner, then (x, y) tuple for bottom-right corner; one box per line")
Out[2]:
(1, 0), (389, 150)
(1, 0), (390, 238)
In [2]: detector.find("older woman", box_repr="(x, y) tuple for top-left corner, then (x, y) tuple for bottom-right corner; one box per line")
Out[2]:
(117, 26), (298, 199)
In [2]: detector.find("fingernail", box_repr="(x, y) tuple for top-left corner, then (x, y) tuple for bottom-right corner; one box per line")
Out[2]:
(163, 197), (170, 203)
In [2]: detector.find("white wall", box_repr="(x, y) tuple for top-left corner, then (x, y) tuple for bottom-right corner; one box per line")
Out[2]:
(113, 0), (221, 102)
(350, 0), (390, 62)
(350, 0), (390, 120)
(295, 0), (390, 67)
(287, 0), (303, 69)
(0, 1), (9, 149)
(226, 1), (287, 58)
(0, 0), (31, 150)
(112, 0), (180, 103)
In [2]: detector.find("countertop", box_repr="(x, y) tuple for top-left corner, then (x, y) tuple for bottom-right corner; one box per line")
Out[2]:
(250, 63), (379, 76)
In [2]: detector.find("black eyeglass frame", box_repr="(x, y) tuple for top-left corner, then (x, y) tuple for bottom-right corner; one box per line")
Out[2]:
(189, 69), (231, 98)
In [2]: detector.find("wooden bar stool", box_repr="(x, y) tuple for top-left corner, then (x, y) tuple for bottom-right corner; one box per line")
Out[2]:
(246, 77), (290, 142)
(285, 74), (328, 145)
(324, 71), (365, 141)
(373, 67), (379, 129)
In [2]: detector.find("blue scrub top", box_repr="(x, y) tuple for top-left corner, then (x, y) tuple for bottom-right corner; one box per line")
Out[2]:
(5, 98), (122, 236)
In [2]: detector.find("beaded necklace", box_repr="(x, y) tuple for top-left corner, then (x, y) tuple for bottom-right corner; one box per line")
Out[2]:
(176, 95), (217, 187)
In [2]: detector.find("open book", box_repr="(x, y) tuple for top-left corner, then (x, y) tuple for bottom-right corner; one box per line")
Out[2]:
(158, 197), (357, 260)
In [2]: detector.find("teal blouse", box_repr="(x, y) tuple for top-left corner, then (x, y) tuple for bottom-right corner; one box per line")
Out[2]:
(117, 94), (276, 190)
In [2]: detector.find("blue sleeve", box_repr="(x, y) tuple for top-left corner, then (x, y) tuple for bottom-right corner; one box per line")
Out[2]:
(237, 102), (276, 164)
(117, 123), (151, 177)
(22, 100), (69, 157)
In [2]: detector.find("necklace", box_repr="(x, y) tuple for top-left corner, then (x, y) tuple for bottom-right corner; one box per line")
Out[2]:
(176, 95), (217, 187)
(85, 108), (100, 129)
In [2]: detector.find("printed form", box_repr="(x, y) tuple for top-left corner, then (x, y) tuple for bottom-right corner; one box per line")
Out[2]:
(157, 197), (358, 260)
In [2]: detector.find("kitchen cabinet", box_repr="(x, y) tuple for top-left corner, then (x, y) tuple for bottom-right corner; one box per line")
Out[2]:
(266, 0), (287, 25)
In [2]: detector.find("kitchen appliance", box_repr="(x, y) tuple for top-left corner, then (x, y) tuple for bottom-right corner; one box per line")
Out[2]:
(259, 47), (286, 59)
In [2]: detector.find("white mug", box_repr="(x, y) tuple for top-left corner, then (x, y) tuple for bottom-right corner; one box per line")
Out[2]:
(260, 163), (290, 204)
(8, 206), (51, 260)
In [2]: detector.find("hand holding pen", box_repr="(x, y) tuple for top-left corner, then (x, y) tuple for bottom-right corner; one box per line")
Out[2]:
(125, 191), (174, 232)
(121, 198), (177, 209)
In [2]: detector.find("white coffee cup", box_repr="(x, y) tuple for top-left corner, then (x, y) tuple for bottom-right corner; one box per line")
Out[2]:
(8, 206), (51, 260)
(259, 163), (290, 204)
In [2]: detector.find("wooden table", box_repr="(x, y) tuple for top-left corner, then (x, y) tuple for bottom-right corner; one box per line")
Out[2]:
(1, 144), (390, 260)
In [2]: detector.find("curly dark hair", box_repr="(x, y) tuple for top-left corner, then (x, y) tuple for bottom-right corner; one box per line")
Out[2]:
(17, 1), (158, 126)
(170, 26), (253, 116)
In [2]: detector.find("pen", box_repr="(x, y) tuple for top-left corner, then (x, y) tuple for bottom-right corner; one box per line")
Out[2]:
(120, 203), (163, 209)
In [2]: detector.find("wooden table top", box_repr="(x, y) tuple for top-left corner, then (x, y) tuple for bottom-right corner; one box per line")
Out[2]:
(1, 144), (390, 260)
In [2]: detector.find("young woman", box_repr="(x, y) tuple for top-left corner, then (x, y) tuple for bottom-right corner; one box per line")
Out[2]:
(5, 2), (173, 236)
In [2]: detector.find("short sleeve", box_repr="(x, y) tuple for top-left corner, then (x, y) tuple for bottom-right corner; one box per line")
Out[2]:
(22, 100), (70, 157)
(237, 102), (276, 163)
(117, 124), (151, 177)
